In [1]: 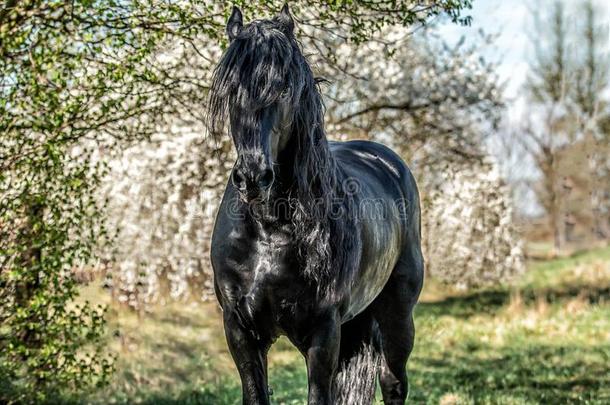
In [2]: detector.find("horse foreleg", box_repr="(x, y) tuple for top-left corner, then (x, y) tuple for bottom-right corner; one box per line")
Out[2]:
(223, 311), (270, 405)
(302, 312), (341, 405)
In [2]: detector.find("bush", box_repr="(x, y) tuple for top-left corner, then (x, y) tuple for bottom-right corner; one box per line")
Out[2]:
(422, 159), (525, 288)
(0, 152), (113, 402)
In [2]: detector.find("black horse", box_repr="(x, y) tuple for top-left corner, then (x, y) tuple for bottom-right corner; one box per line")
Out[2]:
(209, 5), (423, 405)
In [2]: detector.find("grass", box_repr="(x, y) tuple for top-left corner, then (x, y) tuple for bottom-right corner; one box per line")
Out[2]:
(77, 246), (610, 404)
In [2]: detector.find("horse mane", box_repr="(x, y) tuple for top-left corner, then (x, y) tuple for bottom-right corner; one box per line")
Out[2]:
(208, 18), (360, 300)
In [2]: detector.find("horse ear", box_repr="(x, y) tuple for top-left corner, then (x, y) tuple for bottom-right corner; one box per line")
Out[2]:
(226, 6), (243, 41)
(276, 3), (294, 35)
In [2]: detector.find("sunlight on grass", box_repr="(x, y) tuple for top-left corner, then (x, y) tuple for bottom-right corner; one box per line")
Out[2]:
(78, 245), (610, 404)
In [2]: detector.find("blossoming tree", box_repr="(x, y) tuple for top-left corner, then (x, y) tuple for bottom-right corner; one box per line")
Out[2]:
(100, 25), (523, 306)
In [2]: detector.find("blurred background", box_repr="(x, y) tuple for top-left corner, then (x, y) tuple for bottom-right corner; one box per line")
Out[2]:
(1, 0), (609, 403)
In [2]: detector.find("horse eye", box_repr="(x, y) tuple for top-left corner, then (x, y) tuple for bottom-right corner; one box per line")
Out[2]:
(281, 88), (290, 98)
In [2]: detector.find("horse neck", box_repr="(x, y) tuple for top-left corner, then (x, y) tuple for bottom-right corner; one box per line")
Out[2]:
(276, 124), (338, 197)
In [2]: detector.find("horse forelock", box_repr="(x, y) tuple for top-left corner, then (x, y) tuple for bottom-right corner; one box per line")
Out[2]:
(208, 21), (297, 137)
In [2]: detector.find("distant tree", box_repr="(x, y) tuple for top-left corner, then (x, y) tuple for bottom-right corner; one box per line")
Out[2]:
(572, 0), (610, 239)
(520, 0), (574, 250)
(519, 0), (609, 249)
(0, 1), (474, 399)
(573, 1), (609, 121)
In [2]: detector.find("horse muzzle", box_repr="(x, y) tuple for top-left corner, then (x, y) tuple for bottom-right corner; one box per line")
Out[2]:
(231, 166), (275, 201)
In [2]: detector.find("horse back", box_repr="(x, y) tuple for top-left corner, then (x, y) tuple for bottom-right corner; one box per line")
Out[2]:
(330, 140), (420, 234)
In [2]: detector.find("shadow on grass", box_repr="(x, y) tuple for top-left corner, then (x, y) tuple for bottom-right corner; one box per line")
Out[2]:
(409, 343), (610, 404)
(105, 344), (609, 405)
(418, 283), (610, 319)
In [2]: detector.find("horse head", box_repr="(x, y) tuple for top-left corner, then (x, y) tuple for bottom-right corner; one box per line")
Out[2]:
(208, 5), (322, 202)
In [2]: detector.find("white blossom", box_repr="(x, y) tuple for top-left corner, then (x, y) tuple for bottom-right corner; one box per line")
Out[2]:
(422, 159), (524, 288)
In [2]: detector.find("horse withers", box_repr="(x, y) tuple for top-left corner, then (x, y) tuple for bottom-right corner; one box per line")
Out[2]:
(209, 5), (423, 404)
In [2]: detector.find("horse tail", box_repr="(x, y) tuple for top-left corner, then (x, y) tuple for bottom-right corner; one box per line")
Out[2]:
(333, 313), (381, 405)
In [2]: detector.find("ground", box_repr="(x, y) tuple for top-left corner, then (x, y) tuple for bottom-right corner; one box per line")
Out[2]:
(78, 246), (610, 404)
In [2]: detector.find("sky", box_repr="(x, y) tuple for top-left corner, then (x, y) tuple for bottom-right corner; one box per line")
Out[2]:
(438, 0), (530, 109)
(437, 0), (610, 121)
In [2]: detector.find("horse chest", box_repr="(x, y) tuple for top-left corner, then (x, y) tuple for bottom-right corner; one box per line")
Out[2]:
(218, 226), (310, 323)
(249, 239), (293, 287)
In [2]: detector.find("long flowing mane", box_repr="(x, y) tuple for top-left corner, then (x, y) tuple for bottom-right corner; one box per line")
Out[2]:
(207, 18), (360, 300)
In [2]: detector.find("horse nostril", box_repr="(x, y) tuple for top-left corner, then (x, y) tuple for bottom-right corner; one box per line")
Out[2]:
(231, 170), (247, 190)
(257, 168), (274, 190)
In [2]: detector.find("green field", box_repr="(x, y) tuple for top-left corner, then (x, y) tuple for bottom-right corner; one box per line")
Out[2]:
(78, 247), (610, 404)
